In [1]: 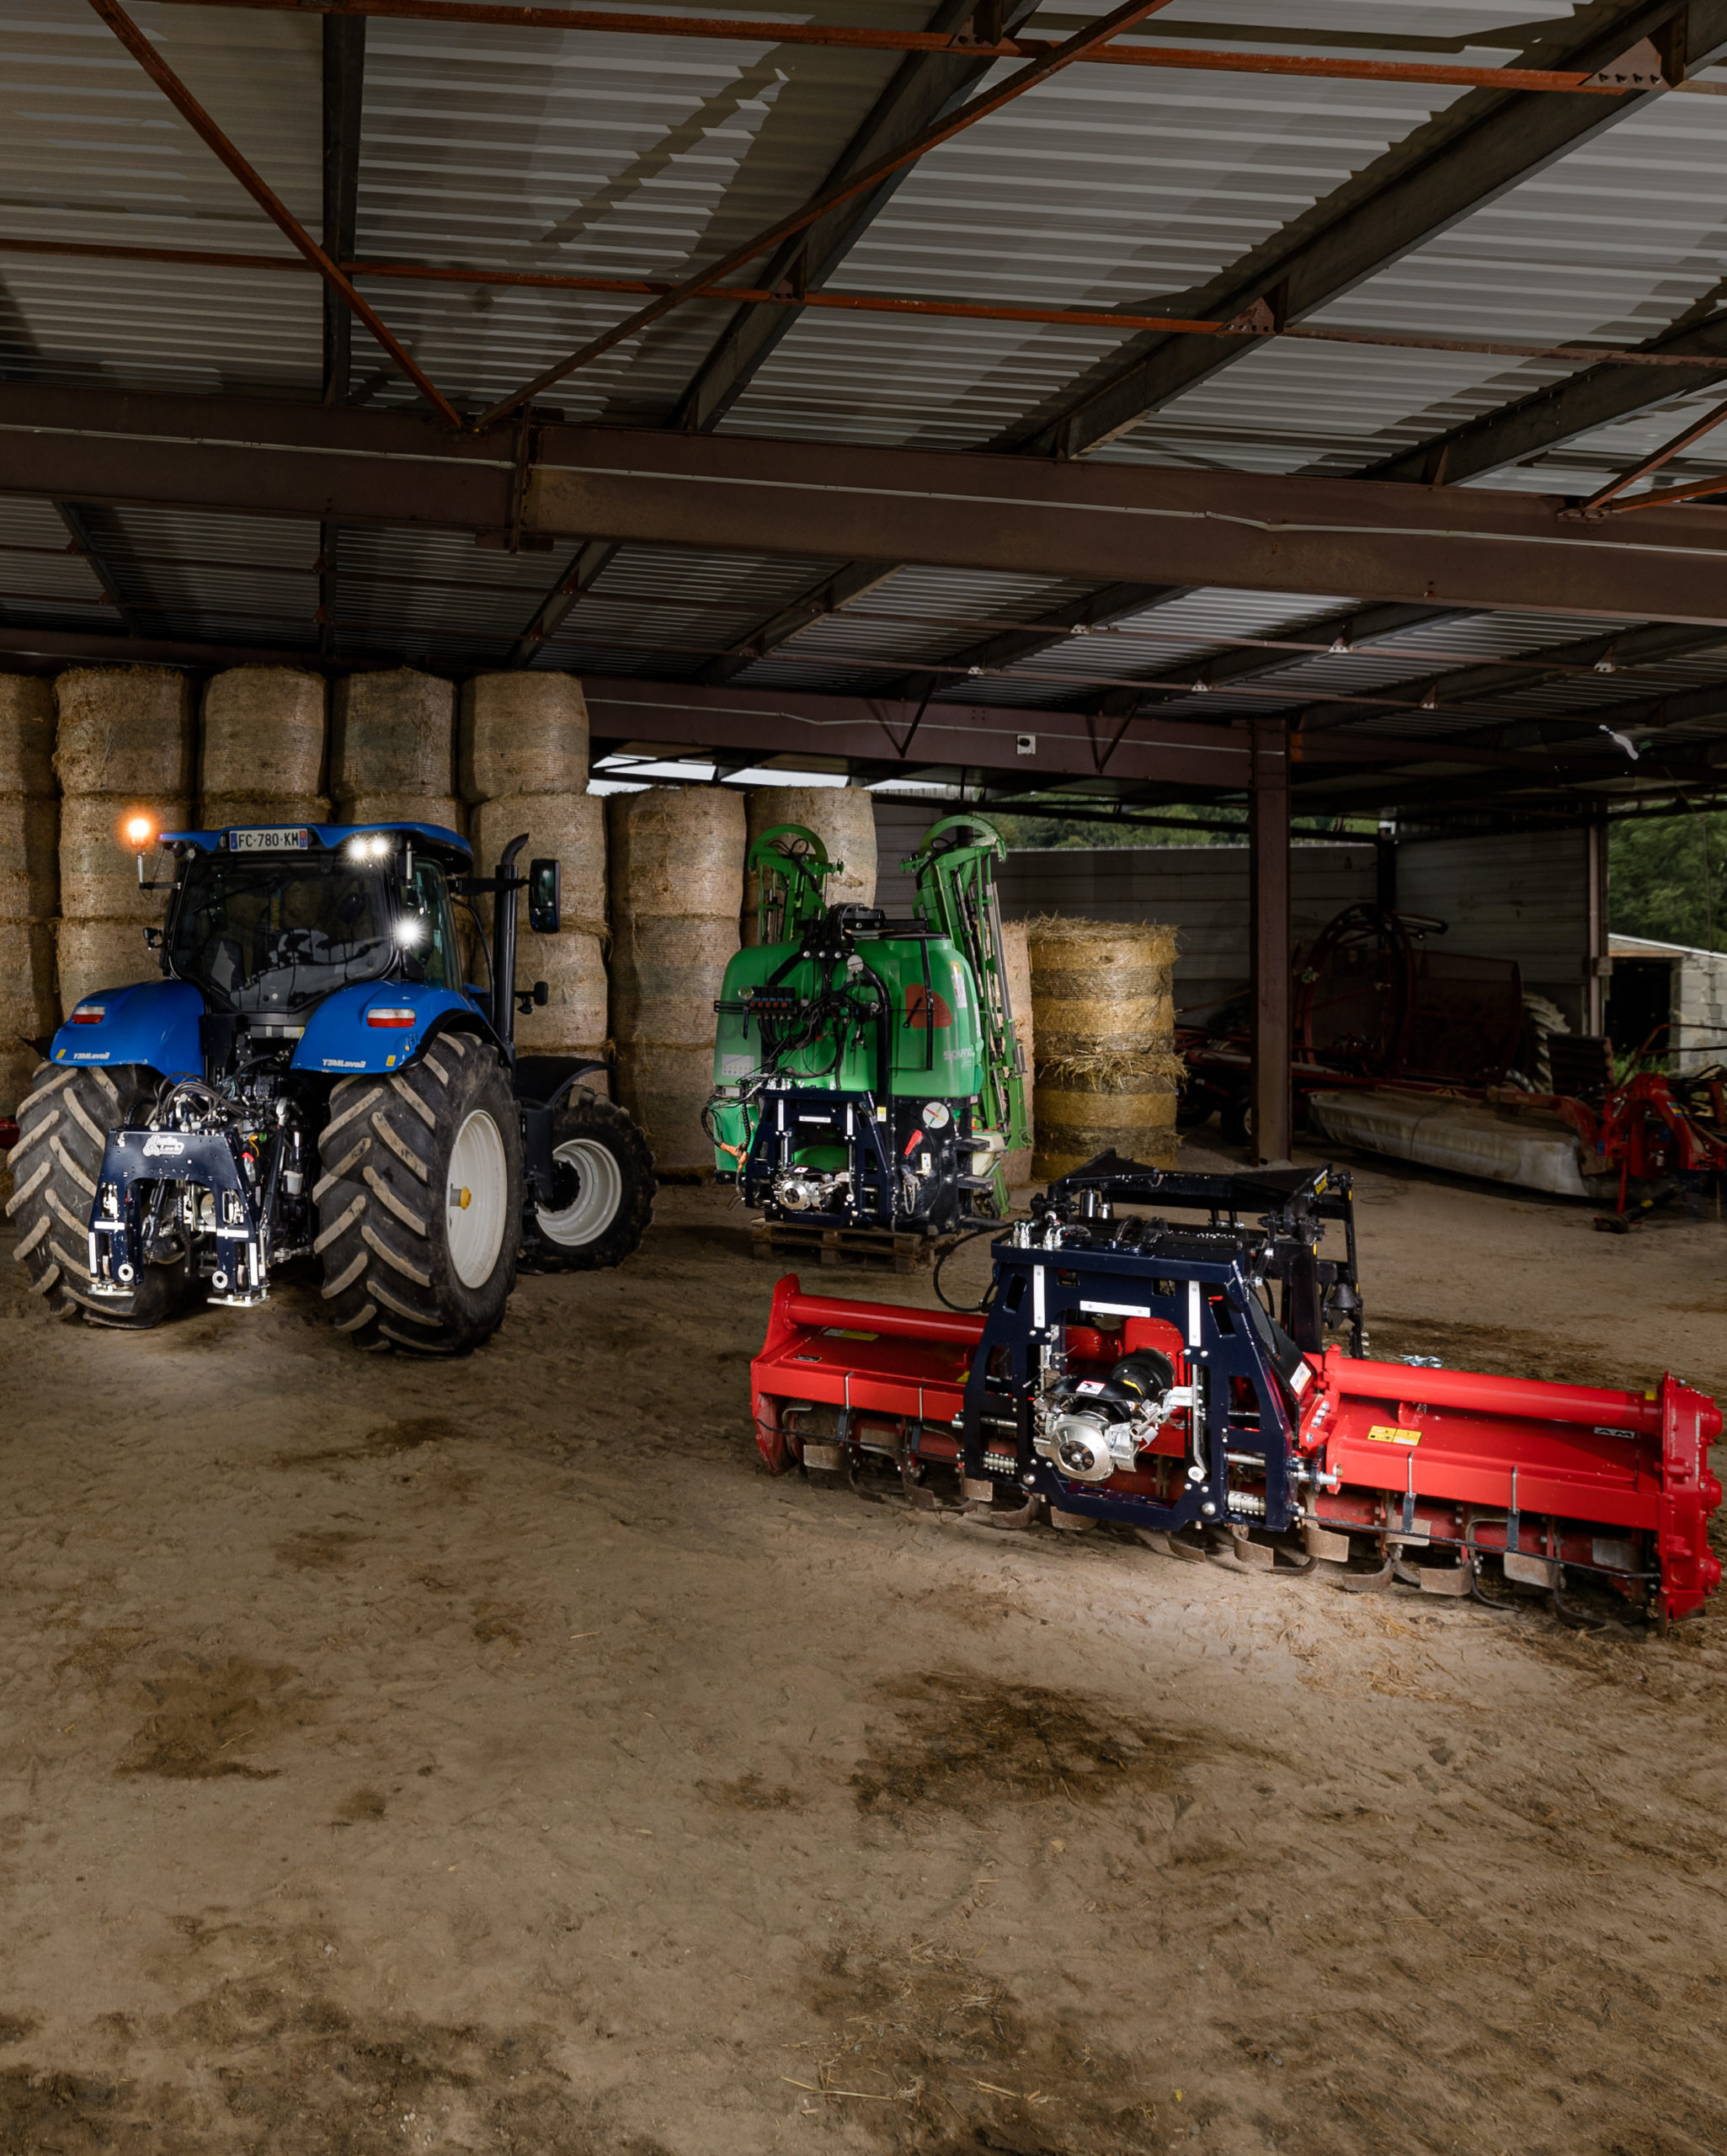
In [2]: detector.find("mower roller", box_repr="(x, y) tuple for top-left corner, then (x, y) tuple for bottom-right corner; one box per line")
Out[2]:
(750, 1155), (1723, 1626)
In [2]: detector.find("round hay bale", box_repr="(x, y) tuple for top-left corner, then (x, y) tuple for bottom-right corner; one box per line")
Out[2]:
(56, 916), (157, 1017)
(0, 919), (58, 1041)
(743, 785), (876, 942)
(613, 1042), (714, 1177)
(329, 669), (456, 799)
(607, 787), (744, 923)
(58, 796), (189, 926)
(199, 793), (330, 833)
(54, 667), (194, 798)
(200, 668), (327, 799)
(1027, 916), (1181, 1180)
(0, 796), (58, 921)
(469, 792), (605, 935)
(0, 677), (56, 796)
(510, 928), (608, 1059)
(1000, 916), (1034, 1186)
(334, 792), (466, 841)
(610, 915), (737, 1045)
(460, 673), (589, 803)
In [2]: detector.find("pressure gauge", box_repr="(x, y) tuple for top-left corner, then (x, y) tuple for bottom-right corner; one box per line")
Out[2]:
(921, 1101), (951, 1129)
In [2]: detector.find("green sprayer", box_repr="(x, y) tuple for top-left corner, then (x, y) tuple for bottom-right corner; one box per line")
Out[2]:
(706, 814), (1026, 1234)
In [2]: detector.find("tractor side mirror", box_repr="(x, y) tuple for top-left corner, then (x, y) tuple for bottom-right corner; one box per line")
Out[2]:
(528, 857), (561, 933)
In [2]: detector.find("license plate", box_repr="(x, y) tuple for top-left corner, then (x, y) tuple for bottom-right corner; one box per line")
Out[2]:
(231, 827), (308, 851)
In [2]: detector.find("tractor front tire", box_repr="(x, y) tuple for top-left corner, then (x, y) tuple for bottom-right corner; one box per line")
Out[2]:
(525, 1087), (656, 1272)
(8, 1060), (193, 1328)
(315, 1033), (524, 1354)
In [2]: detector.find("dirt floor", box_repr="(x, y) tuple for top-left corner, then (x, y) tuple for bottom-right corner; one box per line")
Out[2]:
(0, 1133), (1724, 2155)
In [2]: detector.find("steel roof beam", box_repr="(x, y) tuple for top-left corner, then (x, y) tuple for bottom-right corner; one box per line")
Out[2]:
(19, 387), (1727, 624)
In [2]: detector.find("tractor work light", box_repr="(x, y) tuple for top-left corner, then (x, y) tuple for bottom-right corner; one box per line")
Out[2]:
(345, 833), (393, 863)
(366, 1008), (416, 1029)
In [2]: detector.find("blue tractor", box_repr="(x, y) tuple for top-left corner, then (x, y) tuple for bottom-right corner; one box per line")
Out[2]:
(10, 815), (654, 1350)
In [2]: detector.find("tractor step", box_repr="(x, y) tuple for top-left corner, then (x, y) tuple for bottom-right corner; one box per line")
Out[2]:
(749, 1217), (962, 1273)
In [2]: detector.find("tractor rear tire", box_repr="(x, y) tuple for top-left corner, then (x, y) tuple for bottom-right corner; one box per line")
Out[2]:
(315, 1033), (524, 1354)
(7, 1060), (193, 1328)
(525, 1087), (656, 1271)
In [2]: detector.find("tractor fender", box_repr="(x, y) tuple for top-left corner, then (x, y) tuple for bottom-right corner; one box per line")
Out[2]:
(47, 977), (204, 1080)
(291, 982), (498, 1079)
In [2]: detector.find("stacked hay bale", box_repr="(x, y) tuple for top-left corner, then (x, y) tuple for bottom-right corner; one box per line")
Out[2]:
(54, 666), (192, 1017)
(999, 917), (1034, 1187)
(742, 784), (876, 943)
(330, 667), (462, 837)
(460, 673), (608, 1067)
(197, 667), (328, 831)
(610, 787), (744, 1173)
(0, 677), (59, 1113)
(1026, 917), (1181, 1178)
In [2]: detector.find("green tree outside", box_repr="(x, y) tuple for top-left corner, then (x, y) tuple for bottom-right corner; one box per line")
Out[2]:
(1608, 811), (1727, 953)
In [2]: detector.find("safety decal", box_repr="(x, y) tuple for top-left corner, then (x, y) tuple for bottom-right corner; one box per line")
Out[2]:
(1365, 1424), (1421, 1446)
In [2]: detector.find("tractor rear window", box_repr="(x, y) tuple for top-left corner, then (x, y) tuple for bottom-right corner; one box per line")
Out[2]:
(169, 852), (396, 1011)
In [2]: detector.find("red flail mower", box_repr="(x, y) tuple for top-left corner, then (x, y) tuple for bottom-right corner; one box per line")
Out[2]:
(750, 1157), (1723, 1627)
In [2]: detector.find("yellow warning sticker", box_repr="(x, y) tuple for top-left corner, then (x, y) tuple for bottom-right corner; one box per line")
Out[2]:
(1366, 1423), (1422, 1446)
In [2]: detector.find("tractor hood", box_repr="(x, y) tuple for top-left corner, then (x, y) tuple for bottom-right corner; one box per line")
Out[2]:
(49, 977), (205, 1080)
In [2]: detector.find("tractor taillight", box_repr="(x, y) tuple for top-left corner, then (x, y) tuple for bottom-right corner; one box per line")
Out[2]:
(367, 1008), (416, 1028)
(72, 1005), (105, 1026)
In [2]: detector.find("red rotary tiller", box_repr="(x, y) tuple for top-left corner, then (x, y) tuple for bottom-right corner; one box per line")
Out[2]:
(750, 1156), (1722, 1626)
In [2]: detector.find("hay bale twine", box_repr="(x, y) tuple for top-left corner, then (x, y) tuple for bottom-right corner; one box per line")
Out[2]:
(0, 919), (57, 1114)
(460, 673), (589, 803)
(512, 930), (609, 1060)
(1000, 917), (1034, 1186)
(0, 676), (55, 796)
(200, 793), (331, 833)
(58, 795), (189, 926)
(608, 787), (744, 1175)
(335, 792), (466, 840)
(1027, 917), (1181, 1179)
(469, 792), (605, 935)
(200, 668), (326, 802)
(54, 667), (193, 798)
(743, 785), (877, 943)
(330, 669), (456, 801)
(55, 916), (156, 1019)
(0, 797), (58, 921)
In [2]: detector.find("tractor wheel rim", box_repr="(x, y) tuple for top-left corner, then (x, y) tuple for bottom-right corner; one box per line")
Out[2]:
(536, 1137), (623, 1247)
(447, 1109), (509, 1288)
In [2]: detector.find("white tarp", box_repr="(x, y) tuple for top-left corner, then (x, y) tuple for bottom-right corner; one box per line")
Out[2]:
(1307, 1091), (1591, 1198)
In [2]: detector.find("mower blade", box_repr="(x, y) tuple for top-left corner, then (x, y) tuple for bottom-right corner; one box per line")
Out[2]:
(1412, 1558), (1472, 1596)
(1303, 1522), (1352, 1564)
(1212, 1530), (1276, 1572)
(1337, 1559), (1396, 1594)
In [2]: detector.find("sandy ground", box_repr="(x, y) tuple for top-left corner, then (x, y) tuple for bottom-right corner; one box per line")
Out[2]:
(0, 1134), (1723, 2155)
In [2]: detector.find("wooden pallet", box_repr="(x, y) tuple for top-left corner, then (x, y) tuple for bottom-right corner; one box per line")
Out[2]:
(749, 1216), (957, 1273)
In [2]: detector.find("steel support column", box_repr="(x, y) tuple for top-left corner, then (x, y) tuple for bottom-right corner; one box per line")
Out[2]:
(1586, 816), (1610, 1035)
(1250, 718), (1293, 1166)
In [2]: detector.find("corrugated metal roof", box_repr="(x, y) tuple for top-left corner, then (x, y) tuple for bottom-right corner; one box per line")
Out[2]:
(6, 0), (1727, 820)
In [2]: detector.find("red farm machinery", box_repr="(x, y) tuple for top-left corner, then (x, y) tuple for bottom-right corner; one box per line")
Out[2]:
(750, 1157), (1722, 1628)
